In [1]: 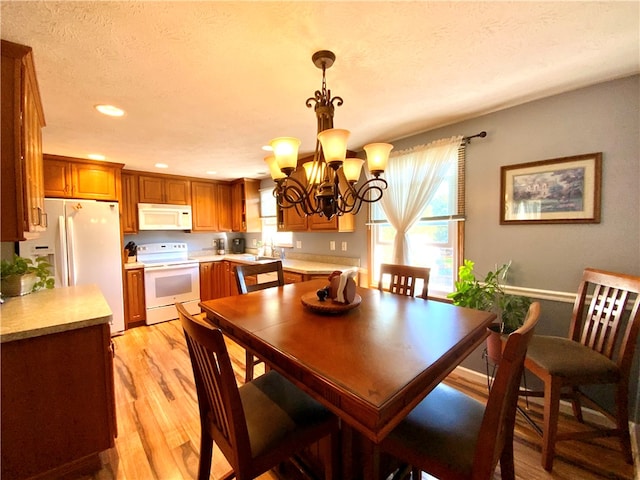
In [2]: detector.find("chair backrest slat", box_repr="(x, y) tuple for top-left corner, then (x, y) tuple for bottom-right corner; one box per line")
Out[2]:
(235, 261), (285, 294)
(378, 263), (430, 299)
(573, 268), (640, 364)
(177, 303), (252, 469)
(473, 302), (540, 478)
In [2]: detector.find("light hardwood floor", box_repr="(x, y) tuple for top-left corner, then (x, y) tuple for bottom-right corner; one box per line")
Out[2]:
(83, 319), (636, 480)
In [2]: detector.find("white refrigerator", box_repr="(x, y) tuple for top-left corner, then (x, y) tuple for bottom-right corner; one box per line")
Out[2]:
(19, 198), (125, 335)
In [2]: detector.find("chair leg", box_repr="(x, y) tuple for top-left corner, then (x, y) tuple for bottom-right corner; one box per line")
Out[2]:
(197, 428), (214, 480)
(245, 350), (254, 383)
(541, 377), (562, 471)
(569, 386), (584, 423)
(615, 382), (634, 464)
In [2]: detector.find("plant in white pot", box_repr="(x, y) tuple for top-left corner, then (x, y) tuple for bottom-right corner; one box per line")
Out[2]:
(1, 254), (54, 297)
(447, 259), (531, 363)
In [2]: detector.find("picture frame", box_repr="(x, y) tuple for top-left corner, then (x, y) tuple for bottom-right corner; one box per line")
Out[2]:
(500, 152), (602, 224)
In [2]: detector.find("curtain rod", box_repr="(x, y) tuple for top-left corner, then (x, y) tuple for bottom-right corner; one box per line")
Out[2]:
(462, 131), (487, 144)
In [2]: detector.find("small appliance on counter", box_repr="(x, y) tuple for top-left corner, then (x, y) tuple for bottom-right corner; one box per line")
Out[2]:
(232, 238), (245, 254)
(214, 239), (225, 255)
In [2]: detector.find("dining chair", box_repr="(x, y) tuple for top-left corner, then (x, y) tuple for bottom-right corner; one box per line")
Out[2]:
(380, 302), (540, 480)
(520, 268), (640, 471)
(234, 260), (285, 382)
(378, 263), (430, 299)
(176, 302), (339, 480)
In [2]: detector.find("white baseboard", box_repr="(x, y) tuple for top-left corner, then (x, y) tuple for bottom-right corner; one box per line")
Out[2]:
(453, 366), (609, 426)
(454, 365), (640, 474)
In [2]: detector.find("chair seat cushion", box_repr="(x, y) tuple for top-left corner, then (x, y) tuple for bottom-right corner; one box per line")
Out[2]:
(240, 370), (333, 458)
(381, 383), (484, 477)
(526, 335), (619, 381)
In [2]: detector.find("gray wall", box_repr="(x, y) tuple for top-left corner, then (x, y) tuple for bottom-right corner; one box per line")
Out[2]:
(265, 75), (640, 420)
(386, 75), (640, 421)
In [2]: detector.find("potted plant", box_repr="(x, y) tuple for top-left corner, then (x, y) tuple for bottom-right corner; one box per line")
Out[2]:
(447, 259), (531, 362)
(1, 254), (55, 297)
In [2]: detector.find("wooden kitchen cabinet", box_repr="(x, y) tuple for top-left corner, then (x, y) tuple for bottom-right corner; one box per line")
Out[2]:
(121, 171), (139, 233)
(124, 267), (146, 327)
(138, 174), (190, 204)
(231, 178), (261, 232)
(283, 270), (305, 284)
(1, 323), (116, 479)
(199, 261), (227, 301)
(191, 180), (232, 232)
(43, 154), (122, 201)
(1, 40), (46, 241)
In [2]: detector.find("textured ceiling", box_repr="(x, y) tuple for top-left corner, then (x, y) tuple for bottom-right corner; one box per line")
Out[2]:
(1, 1), (638, 181)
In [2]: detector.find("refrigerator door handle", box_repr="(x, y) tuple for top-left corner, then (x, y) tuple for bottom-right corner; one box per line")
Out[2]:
(66, 215), (77, 286)
(58, 215), (70, 287)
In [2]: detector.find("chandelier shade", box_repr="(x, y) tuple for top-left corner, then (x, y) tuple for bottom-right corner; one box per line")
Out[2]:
(267, 50), (392, 220)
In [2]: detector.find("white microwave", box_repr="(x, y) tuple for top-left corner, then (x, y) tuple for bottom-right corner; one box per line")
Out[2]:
(138, 203), (193, 231)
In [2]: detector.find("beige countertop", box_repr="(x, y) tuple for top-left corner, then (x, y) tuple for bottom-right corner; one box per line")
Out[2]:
(0, 285), (112, 343)
(124, 252), (359, 276)
(188, 253), (358, 275)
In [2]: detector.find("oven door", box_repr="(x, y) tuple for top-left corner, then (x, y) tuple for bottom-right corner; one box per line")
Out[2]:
(144, 263), (200, 324)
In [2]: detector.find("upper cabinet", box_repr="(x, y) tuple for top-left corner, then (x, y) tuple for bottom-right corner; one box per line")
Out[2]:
(121, 172), (139, 234)
(138, 174), (190, 205)
(1, 40), (46, 241)
(191, 180), (232, 232)
(43, 154), (122, 201)
(231, 179), (261, 232)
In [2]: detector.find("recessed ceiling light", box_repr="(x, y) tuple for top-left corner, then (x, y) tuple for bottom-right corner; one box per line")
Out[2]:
(155, 163), (169, 169)
(95, 104), (125, 117)
(87, 153), (106, 161)
(206, 170), (217, 175)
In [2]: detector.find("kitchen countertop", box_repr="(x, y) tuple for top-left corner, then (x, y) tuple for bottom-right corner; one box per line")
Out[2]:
(188, 253), (359, 275)
(0, 285), (112, 343)
(124, 253), (360, 276)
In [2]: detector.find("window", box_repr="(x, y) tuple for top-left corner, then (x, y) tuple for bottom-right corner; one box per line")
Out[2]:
(369, 140), (465, 297)
(261, 217), (293, 248)
(260, 187), (293, 248)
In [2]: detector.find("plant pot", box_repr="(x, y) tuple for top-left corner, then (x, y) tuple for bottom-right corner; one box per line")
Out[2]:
(486, 323), (504, 364)
(1, 272), (37, 297)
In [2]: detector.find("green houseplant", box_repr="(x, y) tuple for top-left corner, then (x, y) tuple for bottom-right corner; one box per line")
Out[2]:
(1, 254), (55, 297)
(448, 259), (531, 362)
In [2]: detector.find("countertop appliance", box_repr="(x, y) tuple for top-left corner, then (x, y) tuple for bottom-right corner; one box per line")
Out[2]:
(136, 243), (200, 325)
(138, 203), (192, 231)
(232, 238), (245, 254)
(19, 199), (125, 335)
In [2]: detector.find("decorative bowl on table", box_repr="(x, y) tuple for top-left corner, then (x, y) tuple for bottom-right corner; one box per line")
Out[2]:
(300, 290), (362, 314)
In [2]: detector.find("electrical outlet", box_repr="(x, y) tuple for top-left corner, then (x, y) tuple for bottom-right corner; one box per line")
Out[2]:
(296, 240), (302, 249)
(341, 241), (347, 251)
(330, 241), (336, 251)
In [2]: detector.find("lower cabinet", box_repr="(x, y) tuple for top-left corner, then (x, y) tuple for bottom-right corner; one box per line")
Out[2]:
(200, 261), (229, 301)
(124, 267), (146, 327)
(1, 323), (116, 480)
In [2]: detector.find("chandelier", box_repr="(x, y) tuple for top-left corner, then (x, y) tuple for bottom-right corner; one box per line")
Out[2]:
(265, 50), (393, 220)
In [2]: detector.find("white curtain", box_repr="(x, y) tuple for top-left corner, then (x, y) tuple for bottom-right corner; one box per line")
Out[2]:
(379, 135), (463, 264)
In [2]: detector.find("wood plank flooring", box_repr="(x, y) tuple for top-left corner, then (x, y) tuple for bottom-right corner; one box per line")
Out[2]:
(82, 319), (637, 480)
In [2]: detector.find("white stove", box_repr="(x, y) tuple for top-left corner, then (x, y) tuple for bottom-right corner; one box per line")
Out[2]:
(137, 243), (201, 325)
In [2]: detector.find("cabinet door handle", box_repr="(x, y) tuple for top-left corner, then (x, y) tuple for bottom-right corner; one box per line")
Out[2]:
(41, 210), (48, 228)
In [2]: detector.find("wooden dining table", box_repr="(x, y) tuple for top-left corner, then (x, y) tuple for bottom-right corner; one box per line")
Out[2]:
(200, 279), (496, 478)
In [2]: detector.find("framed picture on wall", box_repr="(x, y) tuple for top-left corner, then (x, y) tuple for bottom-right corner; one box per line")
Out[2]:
(500, 152), (602, 224)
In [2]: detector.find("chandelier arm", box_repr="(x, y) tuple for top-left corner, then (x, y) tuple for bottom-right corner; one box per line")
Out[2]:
(335, 177), (388, 216)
